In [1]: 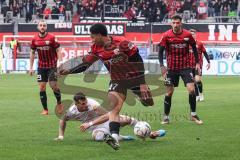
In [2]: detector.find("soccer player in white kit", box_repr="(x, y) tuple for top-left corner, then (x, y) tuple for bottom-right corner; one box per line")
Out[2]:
(54, 92), (166, 142)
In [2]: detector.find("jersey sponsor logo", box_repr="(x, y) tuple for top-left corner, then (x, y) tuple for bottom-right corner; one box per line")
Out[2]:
(128, 42), (135, 49)
(36, 46), (50, 50)
(170, 43), (187, 49)
(113, 48), (120, 54)
(45, 41), (50, 45)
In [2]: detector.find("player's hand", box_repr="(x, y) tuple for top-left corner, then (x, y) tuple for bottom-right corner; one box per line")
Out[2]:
(160, 65), (167, 78)
(195, 63), (201, 74)
(59, 69), (70, 75)
(80, 122), (91, 132)
(29, 69), (34, 76)
(57, 61), (64, 68)
(206, 63), (210, 70)
(140, 84), (151, 100)
(54, 136), (64, 141)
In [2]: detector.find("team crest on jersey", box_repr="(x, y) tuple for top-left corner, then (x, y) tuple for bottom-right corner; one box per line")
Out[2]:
(128, 42), (134, 49)
(184, 38), (189, 41)
(45, 41), (50, 45)
(113, 48), (120, 54)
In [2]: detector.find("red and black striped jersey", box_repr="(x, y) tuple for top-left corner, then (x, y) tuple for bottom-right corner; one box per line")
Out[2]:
(189, 40), (206, 68)
(82, 36), (144, 81)
(159, 29), (196, 71)
(31, 33), (60, 68)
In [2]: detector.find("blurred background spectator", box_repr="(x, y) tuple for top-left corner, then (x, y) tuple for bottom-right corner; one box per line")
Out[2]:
(0, 0), (239, 23)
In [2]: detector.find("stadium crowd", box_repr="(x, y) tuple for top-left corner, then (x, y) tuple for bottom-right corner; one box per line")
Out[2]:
(0, 0), (239, 23)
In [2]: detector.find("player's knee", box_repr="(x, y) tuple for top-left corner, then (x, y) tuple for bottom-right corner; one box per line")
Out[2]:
(92, 130), (105, 141)
(39, 85), (46, 91)
(189, 89), (195, 95)
(166, 87), (174, 97)
(166, 92), (173, 97)
(49, 83), (58, 90)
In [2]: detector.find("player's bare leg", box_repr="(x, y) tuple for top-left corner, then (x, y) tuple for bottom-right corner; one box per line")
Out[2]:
(104, 91), (125, 150)
(161, 85), (174, 124)
(195, 75), (204, 101)
(49, 81), (64, 114)
(187, 83), (203, 124)
(39, 82), (48, 115)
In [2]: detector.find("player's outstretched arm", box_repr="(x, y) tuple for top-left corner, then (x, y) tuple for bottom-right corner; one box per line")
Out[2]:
(54, 117), (67, 141)
(59, 54), (99, 75)
(80, 113), (109, 132)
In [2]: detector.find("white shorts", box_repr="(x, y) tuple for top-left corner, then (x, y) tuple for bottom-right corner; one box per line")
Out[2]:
(90, 121), (110, 141)
(91, 121), (110, 134)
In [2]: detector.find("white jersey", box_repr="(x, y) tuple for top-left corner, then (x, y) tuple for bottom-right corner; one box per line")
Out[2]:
(65, 98), (101, 123)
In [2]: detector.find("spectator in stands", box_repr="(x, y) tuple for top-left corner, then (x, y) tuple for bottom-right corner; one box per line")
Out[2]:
(221, 5), (229, 22)
(35, 2), (43, 19)
(231, 0), (238, 12)
(148, 8), (156, 22)
(24, 0), (34, 23)
(96, 1), (103, 18)
(208, 0), (215, 17)
(160, 0), (168, 20)
(214, 0), (222, 22)
(43, 6), (51, 19)
(12, 3), (20, 18)
(65, 0), (73, 22)
(18, 0), (24, 18)
(123, 4), (137, 22)
(41, 0), (47, 11)
(197, 1), (207, 19)
(59, 4), (65, 21)
(3, 0), (239, 23)
(55, 0), (62, 8)
(51, 3), (60, 19)
(1, 1), (10, 22)
(182, 0), (192, 11)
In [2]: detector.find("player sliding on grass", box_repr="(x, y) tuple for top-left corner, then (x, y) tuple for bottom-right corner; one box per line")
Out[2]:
(54, 92), (165, 144)
(29, 19), (64, 115)
(59, 23), (154, 150)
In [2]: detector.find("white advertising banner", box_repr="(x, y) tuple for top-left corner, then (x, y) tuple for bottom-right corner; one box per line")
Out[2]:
(1, 59), (240, 75)
(206, 48), (240, 60)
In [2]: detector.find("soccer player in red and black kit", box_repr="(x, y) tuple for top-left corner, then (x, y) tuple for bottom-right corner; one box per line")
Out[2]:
(189, 29), (210, 102)
(29, 20), (64, 115)
(158, 15), (203, 125)
(59, 23), (154, 150)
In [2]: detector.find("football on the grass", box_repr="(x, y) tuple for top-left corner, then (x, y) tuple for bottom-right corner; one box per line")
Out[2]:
(134, 121), (151, 138)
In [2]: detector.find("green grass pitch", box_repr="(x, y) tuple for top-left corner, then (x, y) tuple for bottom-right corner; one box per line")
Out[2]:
(0, 74), (239, 160)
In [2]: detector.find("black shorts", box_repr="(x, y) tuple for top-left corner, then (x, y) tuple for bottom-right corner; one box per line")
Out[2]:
(108, 78), (149, 98)
(37, 68), (57, 82)
(166, 68), (194, 87)
(191, 68), (202, 77)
